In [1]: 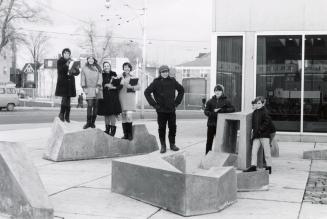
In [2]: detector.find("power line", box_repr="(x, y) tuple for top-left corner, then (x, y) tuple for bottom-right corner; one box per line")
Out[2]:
(18, 27), (209, 44)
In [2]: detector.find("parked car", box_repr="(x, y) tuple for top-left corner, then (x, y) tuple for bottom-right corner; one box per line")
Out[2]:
(0, 86), (19, 111)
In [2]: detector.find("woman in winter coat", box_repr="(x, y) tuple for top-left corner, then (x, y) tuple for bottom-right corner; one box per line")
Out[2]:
(55, 48), (80, 123)
(97, 62), (122, 136)
(204, 84), (235, 154)
(81, 56), (103, 129)
(119, 62), (140, 140)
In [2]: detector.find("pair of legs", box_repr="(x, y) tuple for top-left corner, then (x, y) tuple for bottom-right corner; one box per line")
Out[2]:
(205, 125), (216, 154)
(59, 97), (71, 122)
(104, 115), (117, 136)
(245, 138), (272, 174)
(157, 112), (179, 153)
(83, 99), (98, 129)
(121, 111), (133, 140)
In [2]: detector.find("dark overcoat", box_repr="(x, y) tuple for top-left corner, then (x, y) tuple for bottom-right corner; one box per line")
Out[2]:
(98, 71), (122, 116)
(55, 57), (79, 97)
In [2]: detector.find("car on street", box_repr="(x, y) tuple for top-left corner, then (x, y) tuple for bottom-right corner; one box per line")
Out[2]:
(0, 85), (19, 111)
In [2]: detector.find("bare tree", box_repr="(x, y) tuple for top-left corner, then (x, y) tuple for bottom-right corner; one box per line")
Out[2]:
(115, 41), (142, 66)
(25, 32), (49, 65)
(0, 0), (47, 53)
(80, 20), (116, 64)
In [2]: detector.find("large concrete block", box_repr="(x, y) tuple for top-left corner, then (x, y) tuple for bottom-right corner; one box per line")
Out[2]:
(237, 170), (269, 191)
(199, 151), (238, 169)
(44, 117), (158, 161)
(0, 142), (53, 219)
(214, 112), (253, 170)
(111, 151), (237, 216)
(303, 150), (327, 160)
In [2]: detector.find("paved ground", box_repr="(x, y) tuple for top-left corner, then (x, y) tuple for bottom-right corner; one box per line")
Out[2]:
(0, 119), (326, 219)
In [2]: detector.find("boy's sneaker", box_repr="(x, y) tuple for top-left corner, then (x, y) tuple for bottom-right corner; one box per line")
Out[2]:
(265, 166), (272, 174)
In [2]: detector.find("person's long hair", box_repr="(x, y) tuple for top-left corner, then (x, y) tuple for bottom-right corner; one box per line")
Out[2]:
(86, 56), (102, 72)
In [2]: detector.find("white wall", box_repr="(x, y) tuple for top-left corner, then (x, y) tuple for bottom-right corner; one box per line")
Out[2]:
(212, 0), (327, 111)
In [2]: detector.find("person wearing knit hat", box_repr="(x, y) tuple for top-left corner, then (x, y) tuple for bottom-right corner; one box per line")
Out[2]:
(204, 84), (235, 154)
(144, 65), (184, 153)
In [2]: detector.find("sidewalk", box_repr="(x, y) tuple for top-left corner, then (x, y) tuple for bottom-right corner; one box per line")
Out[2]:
(0, 119), (326, 219)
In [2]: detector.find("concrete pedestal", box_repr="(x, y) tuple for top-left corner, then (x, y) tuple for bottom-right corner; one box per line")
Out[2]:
(112, 151), (237, 216)
(237, 170), (269, 191)
(214, 112), (253, 170)
(0, 142), (53, 219)
(44, 117), (158, 161)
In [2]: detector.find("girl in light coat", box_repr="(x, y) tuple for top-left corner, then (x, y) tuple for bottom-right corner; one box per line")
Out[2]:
(119, 62), (140, 140)
(81, 56), (102, 129)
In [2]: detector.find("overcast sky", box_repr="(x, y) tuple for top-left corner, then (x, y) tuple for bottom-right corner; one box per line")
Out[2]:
(19, 0), (211, 67)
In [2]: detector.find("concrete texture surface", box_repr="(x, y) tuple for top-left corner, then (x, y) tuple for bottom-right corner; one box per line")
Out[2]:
(44, 117), (158, 161)
(111, 152), (237, 216)
(0, 119), (322, 218)
(0, 141), (53, 219)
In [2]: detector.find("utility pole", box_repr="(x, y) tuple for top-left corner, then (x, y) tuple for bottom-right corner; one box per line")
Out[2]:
(140, 0), (147, 119)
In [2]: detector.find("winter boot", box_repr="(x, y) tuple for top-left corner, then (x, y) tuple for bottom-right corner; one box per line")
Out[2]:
(91, 115), (97, 128)
(243, 165), (257, 172)
(265, 166), (272, 174)
(121, 123), (128, 139)
(64, 106), (71, 123)
(159, 136), (167, 154)
(104, 125), (111, 135)
(83, 116), (92, 129)
(127, 122), (133, 140)
(58, 105), (65, 122)
(169, 135), (179, 151)
(110, 126), (117, 137)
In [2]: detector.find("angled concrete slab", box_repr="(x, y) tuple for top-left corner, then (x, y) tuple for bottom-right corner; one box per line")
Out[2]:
(111, 152), (237, 216)
(44, 117), (158, 161)
(0, 141), (53, 219)
(236, 170), (269, 191)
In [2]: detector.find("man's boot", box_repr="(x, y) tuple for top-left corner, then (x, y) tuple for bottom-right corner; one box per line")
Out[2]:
(64, 106), (71, 123)
(58, 105), (65, 122)
(91, 115), (96, 128)
(169, 135), (179, 151)
(104, 125), (111, 134)
(243, 165), (257, 172)
(83, 116), (92, 129)
(127, 122), (133, 140)
(110, 126), (117, 137)
(121, 123), (128, 139)
(159, 135), (166, 153)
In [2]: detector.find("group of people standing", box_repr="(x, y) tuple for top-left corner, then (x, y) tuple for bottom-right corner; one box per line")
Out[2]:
(54, 48), (184, 148)
(55, 48), (139, 140)
(55, 48), (277, 167)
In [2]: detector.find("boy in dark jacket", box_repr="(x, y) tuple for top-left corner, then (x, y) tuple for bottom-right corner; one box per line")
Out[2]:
(204, 84), (235, 154)
(244, 96), (273, 174)
(144, 65), (184, 153)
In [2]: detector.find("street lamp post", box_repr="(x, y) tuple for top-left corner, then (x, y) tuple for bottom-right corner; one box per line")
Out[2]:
(140, 1), (147, 119)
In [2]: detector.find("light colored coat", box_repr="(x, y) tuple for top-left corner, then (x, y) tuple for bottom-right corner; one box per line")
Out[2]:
(119, 73), (140, 111)
(81, 65), (103, 99)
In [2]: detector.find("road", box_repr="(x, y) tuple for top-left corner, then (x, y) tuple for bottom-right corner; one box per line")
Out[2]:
(0, 108), (206, 124)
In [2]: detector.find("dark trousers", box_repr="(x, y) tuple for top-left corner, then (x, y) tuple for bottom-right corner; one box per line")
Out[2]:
(61, 97), (71, 107)
(86, 99), (98, 116)
(206, 126), (216, 154)
(157, 112), (176, 145)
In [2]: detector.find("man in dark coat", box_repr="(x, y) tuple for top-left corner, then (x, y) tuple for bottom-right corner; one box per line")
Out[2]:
(55, 48), (80, 122)
(204, 84), (235, 154)
(144, 65), (184, 153)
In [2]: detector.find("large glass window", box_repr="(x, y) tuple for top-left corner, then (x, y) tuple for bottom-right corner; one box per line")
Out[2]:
(256, 35), (302, 132)
(304, 35), (327, 132)
(216, 36), (243, 112)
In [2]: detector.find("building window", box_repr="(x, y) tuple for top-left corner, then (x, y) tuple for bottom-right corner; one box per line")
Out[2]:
(303, 35), (327, 132)
(216, 36), (243, 112)
(256, 35), (302, 132)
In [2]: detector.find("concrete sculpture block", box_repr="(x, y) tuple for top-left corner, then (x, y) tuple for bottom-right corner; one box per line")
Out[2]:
(0, 141), (53, 219)
(112, 151), (237, 216)
(214, 111), (253, 170)
(199, 151), (238, 169)
(44, 117), (158, 161)
(237, 170), (269, 191)
(303, 150), (327, 160)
